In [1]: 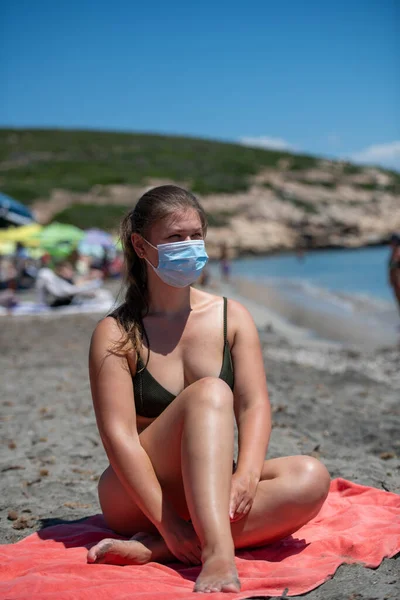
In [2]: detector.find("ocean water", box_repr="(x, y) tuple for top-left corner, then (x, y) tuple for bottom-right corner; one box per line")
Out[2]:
(215, 246), (400, 344)
(233, 246), (392, 300)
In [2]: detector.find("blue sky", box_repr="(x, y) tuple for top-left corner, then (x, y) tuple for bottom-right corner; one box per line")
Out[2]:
(1, 0), (399, 169)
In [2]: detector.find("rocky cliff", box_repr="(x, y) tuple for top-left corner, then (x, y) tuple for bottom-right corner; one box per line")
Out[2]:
(202, 162), (400, 256)
(32, 163), (400, 258)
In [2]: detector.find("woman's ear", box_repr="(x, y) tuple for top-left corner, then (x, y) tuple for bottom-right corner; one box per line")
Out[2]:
(131, 233), (145, 258)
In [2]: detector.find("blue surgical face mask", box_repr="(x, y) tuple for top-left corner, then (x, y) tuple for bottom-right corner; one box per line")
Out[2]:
(142, 238), (208, 288)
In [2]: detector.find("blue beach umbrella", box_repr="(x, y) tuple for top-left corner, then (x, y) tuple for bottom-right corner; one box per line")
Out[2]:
(82, 228), (114, 247)
(0, 192), (35, 228)
(78, 228), (116, 257)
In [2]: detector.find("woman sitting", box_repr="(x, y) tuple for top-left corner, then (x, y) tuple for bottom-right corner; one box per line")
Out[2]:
(87, 185), (330, 594)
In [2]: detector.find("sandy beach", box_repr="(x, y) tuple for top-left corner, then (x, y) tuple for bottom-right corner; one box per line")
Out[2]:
(1, 280), (399, 600)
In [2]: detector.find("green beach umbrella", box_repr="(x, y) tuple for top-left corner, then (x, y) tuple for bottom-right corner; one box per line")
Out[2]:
(37, 222), (84, 244)
(34, 222), (85, 258)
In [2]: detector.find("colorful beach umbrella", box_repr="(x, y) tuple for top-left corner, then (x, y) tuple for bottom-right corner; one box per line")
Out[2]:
(82, 228), (115, 247)
(78, 228), (119, 257)
(0, 240), (15, 255)
(35, 223), (84, 245)
(0, 193), (35, 228)
(0, 223), (43, 247)
(32, 222), (85, 258)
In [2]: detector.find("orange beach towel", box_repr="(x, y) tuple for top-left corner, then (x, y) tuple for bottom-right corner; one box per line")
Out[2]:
(0, 478), (399, 599)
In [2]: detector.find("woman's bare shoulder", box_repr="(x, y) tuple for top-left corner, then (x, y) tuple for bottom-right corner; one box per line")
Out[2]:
(208, 295), (252, 328)
(193, 289), (255, 333)
(89, 316), (130, 362)
(92, 315), (124, 343)
(193, 288), (252, 316)
(90, 316), (137, 380)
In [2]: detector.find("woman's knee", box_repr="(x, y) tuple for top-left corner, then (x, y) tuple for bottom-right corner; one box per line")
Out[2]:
(292, 455), (331, 504)
(186, 376), (234, 411)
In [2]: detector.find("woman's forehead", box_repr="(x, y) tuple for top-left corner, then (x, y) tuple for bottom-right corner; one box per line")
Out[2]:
(154, 209), (202, 233)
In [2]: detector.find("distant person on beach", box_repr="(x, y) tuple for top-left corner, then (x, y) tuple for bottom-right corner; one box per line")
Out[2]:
(107, 250), (124, 278)
(36, 260), (78, 307)
(388, 233), (400, 317)
(296, 247), (305, 262)
(0, 255), (19, 313)
(196, 265), (211, 288)
(36, 260), (102, 308)
(219, 242), (231, 283)
(86, 185), (330, 593)
(12, 242), (35, 289)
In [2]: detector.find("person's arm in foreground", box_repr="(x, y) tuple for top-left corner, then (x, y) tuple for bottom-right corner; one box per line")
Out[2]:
(89, 317), (200, 563)
(229, 301), (271, 522)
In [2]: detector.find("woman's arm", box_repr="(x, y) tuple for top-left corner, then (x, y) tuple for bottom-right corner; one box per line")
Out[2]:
(89, 317), (177, 531)
(229, 300), (271, 502)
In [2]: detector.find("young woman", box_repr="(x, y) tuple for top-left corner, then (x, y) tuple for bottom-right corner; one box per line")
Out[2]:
(87, 185), (330, 593)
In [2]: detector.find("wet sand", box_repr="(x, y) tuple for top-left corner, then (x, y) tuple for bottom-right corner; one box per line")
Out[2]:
(233, 277), (400, 349)
(0, 286), (399, 600)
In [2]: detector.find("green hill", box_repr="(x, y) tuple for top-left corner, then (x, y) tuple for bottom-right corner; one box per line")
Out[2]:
(0, 128), (330, 203)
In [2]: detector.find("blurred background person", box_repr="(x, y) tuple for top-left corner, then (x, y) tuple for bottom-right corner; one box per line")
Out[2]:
(219, 242), (231, 283)
(12, 242), (36, 289)
(0, 254), (19, 312)
(388, 233), (400, 319)
(36, 259), (104, 308)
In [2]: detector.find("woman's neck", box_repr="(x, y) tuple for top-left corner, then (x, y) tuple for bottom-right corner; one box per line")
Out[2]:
(146, 277), (193, 317)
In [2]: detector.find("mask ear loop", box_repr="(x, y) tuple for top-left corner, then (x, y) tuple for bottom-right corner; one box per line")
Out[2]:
(141, 237), (159, 269)
(142, 237), (158, 251)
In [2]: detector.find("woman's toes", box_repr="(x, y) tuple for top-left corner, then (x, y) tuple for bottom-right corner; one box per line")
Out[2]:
(87, 536), (155, 566)
(87, 539), (115, 563)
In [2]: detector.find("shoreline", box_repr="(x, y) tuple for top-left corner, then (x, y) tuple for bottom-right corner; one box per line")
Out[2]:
(3, 274), (399, 350)
(225, 277), (399, 350)
(227, 239), (394, 260)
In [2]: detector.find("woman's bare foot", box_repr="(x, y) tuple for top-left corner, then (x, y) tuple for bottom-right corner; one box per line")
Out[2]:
(87, 532), (174, 565)
(87, 533), (241, 593)
(194, 555), (240, 593)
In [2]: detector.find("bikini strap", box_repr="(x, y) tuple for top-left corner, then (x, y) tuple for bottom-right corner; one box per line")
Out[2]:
(223, 296), (227, 343)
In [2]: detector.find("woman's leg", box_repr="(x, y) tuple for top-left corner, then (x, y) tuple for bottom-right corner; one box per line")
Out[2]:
(88, 455), (330, 565)
(89, 377), (239, 593)
(231, 455), (330, 548)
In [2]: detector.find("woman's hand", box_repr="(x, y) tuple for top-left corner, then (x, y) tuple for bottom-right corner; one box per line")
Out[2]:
(229, 471), (259, 522)
(159, 515), (202, 565)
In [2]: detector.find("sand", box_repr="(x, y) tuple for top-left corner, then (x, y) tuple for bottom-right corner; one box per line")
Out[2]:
(0, 282), (399, 600)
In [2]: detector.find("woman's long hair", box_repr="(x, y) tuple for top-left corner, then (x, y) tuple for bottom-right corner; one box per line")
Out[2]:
(112, 185), (208, 357)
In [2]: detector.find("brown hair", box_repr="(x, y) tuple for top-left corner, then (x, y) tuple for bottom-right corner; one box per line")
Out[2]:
(112, 185), (207, 356)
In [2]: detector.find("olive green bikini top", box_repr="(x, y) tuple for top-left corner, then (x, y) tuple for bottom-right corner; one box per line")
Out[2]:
(133, 297), (234, 418)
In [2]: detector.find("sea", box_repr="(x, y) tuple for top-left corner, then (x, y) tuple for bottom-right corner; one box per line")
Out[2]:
(212, 245), (400, 345)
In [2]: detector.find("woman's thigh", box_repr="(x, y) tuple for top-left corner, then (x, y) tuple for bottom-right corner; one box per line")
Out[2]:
(229, 456), (330, 546)
(98, 377), (233, 533)
(139, 377), (233, 491)
(98, 392), (190, 534)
